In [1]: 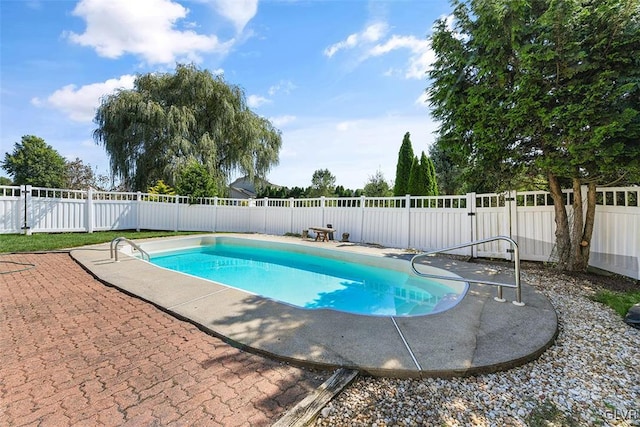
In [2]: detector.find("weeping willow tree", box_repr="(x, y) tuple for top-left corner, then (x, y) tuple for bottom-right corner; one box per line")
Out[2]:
(94, 64), (282, 192)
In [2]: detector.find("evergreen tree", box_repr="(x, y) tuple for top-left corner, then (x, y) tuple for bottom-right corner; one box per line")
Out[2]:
(407, 152), (439, 196)
(289, 186), (306, 198)
(428, 0), (640, 271)
(407, 156), (423, 195)
(429, 139), (464, 195)
(176, 160), (218, 202)
(335, 185), (352, 197)
(147, 180), (175, 195)
(425, 155), (439, 196)
(363, 170), (393, 196)
(393, 132), (414, 196)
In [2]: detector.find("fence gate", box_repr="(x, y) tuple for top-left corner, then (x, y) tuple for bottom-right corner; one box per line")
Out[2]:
(472, 192), (515, 260)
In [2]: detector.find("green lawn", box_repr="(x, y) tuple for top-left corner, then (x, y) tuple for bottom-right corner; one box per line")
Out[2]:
(591, 289), (640, 318)
(0, 230), (201, 253)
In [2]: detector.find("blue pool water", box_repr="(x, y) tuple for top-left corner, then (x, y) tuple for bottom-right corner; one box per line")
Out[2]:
(150, 242), (464, 316)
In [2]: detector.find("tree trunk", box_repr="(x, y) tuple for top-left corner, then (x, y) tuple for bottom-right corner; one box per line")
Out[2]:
(548, 172), (571, 269)
(570, 178), (585, 270)
(548, 173), (596, 272)
(571, 181), (596, 271)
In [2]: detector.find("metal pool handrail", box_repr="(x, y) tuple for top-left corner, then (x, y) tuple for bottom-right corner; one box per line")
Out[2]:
(410, 236), (524, 306)
(110, 237), (150, 262)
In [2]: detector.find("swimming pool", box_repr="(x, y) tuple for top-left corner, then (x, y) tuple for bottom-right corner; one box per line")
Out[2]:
(141, 236), (468, 317)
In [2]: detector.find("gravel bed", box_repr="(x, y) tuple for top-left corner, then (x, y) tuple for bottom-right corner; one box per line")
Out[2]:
(313, 265), (640, 427)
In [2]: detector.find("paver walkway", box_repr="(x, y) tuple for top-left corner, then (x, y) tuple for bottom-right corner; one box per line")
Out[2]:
(0, 253), (328, 426)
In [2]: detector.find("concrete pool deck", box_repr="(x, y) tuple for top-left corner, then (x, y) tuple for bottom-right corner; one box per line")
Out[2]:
(71, 234), (558, 378)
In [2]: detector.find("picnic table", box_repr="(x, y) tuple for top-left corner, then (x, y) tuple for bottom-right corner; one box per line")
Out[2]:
(309, 226), (336, 242)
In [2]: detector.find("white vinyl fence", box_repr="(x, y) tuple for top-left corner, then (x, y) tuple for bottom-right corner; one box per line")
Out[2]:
(1, 185), (638, 280)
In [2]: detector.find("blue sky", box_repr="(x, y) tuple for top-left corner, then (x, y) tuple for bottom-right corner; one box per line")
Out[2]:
(1, 0), (453, 190)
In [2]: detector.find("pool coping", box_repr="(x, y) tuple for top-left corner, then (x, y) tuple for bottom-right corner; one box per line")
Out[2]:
(71, 233), (558, 378)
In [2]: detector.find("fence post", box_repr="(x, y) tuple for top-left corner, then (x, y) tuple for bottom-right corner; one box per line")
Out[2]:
(175, 194), (180, 232)
(21, 185), (32, 235)
(467, 192), (477, 257)
(86, 188), (94, 233)
(263, 197), (269, 234)
(503, 190), (517, 260)
(136, 192), (141, 232)
(321, 196), (326, 226)
(289, 197), (295, 234)
(405, 194), (411, 248)
(360, 195), (366, 243)
(212, 197), (218, 232)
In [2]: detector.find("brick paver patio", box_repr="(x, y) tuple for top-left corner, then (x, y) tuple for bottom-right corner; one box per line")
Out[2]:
(0, 253), (328, 426)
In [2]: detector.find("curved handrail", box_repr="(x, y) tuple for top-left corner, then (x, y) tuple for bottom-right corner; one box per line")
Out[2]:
(411, 236), (524, 306)
(110, 237), (150, 262)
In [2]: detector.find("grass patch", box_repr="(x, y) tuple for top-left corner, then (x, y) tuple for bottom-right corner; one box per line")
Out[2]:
(525, 399), (581, 427)
(590, 289), (640, 317)
(0, 230), (201, 253)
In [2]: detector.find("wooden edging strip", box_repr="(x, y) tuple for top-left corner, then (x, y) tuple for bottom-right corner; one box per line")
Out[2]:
(272, 368), (359, 427)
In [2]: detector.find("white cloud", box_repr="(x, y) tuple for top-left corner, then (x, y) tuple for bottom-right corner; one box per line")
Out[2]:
(324, 34), (356, 58)
(268, 80), (296, 96)
(369, 34), (417, 56)
(324, 22), (388, 58)
(247, 94), (270, 108)
(415, 92), (429, 108)
(362, 22), (388, 42)
(211, 0), (258, 32)
(383, 67), (398, 77)
(367, 35), (433, 79)
(32, 75), (136, 122)
(247, 80), (296, 112)
(325, 21), (433, 80)
(443, 14), (457, 33)
(336, 120), (358, 131)
(405, 49), (434, 79)
(270, 115), (296, 128)
(66, 0), (231, 65)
